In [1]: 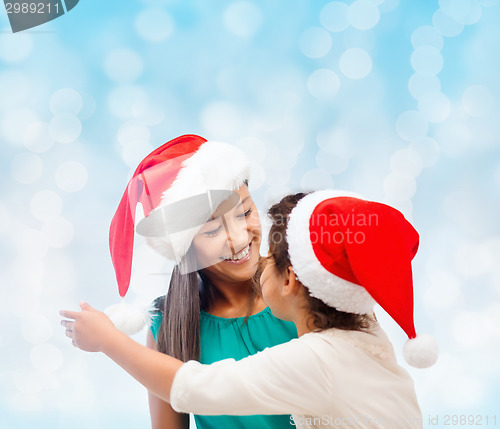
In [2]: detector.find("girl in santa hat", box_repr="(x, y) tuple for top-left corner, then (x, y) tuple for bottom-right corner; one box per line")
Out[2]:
(61, 189), (438, 429)
(102, 135), (297, 429)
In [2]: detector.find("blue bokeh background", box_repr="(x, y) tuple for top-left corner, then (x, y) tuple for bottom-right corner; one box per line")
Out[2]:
(1, 0), (499, 428)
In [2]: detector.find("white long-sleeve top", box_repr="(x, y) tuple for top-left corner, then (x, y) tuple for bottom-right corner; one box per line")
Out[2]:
(170, 323), (423, 429)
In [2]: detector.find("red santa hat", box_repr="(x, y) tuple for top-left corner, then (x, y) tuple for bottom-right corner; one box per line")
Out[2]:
(286, 190), (438, 368)
(105, 134), (250, 334)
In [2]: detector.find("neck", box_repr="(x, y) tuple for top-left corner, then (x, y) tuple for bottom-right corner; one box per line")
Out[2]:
(294, 315), (316, 337)
(203, 274), (257, 316)
(289, 305), (318, 337)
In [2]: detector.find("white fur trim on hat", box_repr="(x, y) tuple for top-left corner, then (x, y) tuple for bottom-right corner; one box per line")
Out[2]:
(104, 301), (152, 336)
(286, 190), (376, 315)
(146, 141), (250, 261)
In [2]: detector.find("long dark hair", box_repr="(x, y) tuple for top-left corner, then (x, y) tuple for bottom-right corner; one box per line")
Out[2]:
(154, 248), (201, 362)
(153, 181), (261, 361)
(267, 192), (373, 333)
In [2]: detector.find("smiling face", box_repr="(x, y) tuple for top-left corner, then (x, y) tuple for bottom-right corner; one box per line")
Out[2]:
(191, 184), (262, 284)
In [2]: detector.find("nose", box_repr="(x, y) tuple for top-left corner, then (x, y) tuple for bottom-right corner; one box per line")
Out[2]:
(222, 216), (250, 254)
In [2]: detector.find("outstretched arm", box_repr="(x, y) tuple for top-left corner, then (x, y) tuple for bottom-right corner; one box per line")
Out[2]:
(60, 302), (183, 403)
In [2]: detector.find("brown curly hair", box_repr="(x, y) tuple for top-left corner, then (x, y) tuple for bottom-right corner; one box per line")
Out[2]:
(266, 192), (373, 333)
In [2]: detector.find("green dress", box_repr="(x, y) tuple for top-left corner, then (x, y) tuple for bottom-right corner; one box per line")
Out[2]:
(150, 305), (298, 429)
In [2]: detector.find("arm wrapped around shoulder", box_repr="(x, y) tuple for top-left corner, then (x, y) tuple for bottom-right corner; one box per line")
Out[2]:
(169, 338), (328, 416)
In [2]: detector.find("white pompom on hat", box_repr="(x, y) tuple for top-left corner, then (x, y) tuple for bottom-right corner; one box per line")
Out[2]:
(105, 135), (250, 335)
(286, 190), (438, 368)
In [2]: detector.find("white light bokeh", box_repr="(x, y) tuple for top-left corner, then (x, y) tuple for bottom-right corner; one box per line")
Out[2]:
(41, 217), (74, 248)
(107, 85), (149, 119)
(479, 0), (498, 6)
(13, 227), (48, 259)
(49, 114), (82, 144)
(134, 7), (175, 42)
(495, 163), (500, 189)
(411, 25), (444, 50)
(439, 0), (482, 25)
(30, 343), (64, 373)
(317, 126), (356, 158)
(299, 27), (332, 59)
(424, 354), (486, 409)
(432, 9), (464, 37)
(418, 91), (451, 123)
(248, 164), (266, 191)
(0, 204), (10, 235)
(78, 91), (97, 121)
(341, 27), (377, 52)
(315, 149), (349, 175)
(42, 252), (77, 296)
(104, 49), (144, 83)
(2, 108), (39, 145)
(408, 137), (440, 168)
(121, 140), (155, 168)
(223, 1), (263, 38)
(201, 101), (246, 141)
(454, 241), (496, 278)
(383, 173), (417, 201)
(117, 121), (151, 147)
(422, 269), (463, 310)
(347, 0), (381, 31)
(0, 70), (32, 110)
(307, 69), (341, 99)
(236, 137), (268, 164)
(22, 121), (55, 153)
(320, 1), (350, 32)
(50, 89), (84, 116)
(434, 108), (489, 157)
(462, 84), (494, 117)
(30, 190), (63, 222)
(378, 0), (400, 13)
(11, 372), (45, 407)
(10, 257), (44, 294)
(21, 315), (53, 345)
(0, 32), (33, 63)
(339, 48), (372, 79)
(10, 152), (43, 184)
(396, 110), (429, 141)
(410, 46), (443, 76)
(300, 168), (334, 191)
(132, 99), (165, 126)
(390, 148), (423, 179)
(264, 185), (292, 207)
(452, 311), (491, 348)
(54, 161), (88, 193)
(408, 73), (442, 100)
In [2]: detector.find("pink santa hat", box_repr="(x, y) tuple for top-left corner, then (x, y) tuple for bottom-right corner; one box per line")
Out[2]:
(286, 190), (439, 368)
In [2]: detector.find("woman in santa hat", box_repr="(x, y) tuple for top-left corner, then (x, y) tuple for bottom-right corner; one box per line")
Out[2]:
(61, 189), (438, 429)
(97, 135), (297, 429)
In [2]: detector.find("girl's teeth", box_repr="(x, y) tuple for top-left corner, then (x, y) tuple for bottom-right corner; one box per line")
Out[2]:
(226, 244), (250, 261)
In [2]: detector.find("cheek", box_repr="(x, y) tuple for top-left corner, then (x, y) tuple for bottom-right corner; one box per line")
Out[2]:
(247, 211), (262, 238)
(192, 235), (227, 263)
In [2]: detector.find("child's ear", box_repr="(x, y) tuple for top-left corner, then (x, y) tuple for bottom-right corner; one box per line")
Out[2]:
(281, 266), (300, 297)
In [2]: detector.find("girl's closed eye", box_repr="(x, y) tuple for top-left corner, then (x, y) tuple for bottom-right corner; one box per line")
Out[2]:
(205, 209), (252, 236)
(237, 208), (253, 219)
(204, 225), (223, 237)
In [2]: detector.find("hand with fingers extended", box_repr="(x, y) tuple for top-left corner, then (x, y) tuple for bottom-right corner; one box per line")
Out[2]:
(60, 301), (117, 352)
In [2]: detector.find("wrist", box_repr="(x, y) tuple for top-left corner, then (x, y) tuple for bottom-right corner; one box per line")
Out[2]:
(100, 325), (127, 354)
